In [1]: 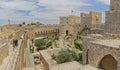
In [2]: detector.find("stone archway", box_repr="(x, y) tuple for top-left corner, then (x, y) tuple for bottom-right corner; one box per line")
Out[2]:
(98, 54), (117, 70)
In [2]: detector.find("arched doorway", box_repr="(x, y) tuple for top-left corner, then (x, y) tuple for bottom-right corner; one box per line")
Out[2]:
(98, 54), (117, 70)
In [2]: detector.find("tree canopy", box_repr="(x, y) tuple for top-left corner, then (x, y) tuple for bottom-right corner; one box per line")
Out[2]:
(54, 48), (78, 64)
(35, 39), (46, 50)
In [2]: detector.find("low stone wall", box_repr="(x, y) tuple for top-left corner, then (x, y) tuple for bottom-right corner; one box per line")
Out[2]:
(103, 33), (120, 39)
(39, 48), (84, 70)
(86, 34), (120, 40)
(40, 51), (50, 70)
(88, 42), (118, 67)
(82, 36), (98, 65)
(0, 43), (9, 64)
(50, 61), (82, 70)
(39, 49), (60, 70)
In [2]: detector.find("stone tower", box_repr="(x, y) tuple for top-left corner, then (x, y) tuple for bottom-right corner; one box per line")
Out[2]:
(81, 12), (102, 29)
(59, 15), (80, 26)
(105, 0), (120, 34)
(110, 0), (120, 10)
(59, 15), (80, 38)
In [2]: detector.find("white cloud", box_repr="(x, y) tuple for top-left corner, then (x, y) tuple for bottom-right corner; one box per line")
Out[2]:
(32, 0), (92, 24)
(38, 0), (91, 11)
(0, 0), (38, 11)
(0, 0), (92, 24)
(97, 0), (110, 5)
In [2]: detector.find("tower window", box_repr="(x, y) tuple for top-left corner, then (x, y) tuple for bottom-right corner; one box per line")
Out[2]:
(66, 30), (69, 35)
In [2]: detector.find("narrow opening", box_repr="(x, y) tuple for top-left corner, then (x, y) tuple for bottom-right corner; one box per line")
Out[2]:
(66, 30), (69, 35)
(86, 49), (89, 64)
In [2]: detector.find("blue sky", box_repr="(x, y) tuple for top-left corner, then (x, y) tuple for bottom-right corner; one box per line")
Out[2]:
(0, 0), (110, 25)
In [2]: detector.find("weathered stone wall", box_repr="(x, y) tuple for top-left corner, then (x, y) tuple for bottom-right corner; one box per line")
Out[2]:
(105, 11), (120, 34)
(60, 25), (75, 37)
(13, 33), (32, 70)
(110, 0), (120, 10)
(0, 43), (9, 65)
(90, 12), (102, 25)
(80, 12), (103, 35)
(103, 34), (120, 39)
(39, 49), (60, 70)
(81, 12), (102, 29)
(105, 0), (120, 34)
(88, 42), (118, 67)
(29, 24), (60, 39)
(81, 13), (91, 28)
(40, 48), (83, 70)
(60, 15), (80, 26)
(91, 29), (104, 34)
(82, 36), (98, 65)
(84, 34), (120, 40)
(40, 51), (49, 70)
(82, 36), (119, 69)
(117, 46), (120, 70)
(59, 24), (76, 47)
(0, 24), (24, 39)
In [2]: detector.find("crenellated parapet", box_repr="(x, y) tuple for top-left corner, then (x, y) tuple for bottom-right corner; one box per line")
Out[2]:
(28, 24), (60, 39)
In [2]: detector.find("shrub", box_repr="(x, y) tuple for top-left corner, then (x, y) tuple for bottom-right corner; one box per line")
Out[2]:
(51, 38), (55, 42)
(35, 39), (46, 50)
(55, 37), (59, 40)
(46, 38), (56, 49)
(55, 48), (78, 64)
(31, 46), (34, 53)
(30, 45), (34, 53)
(79, 36), (83, 40)
(51, 54), (56, 60)
(74, 36), (83, 51)
(74, 41), (82, 51)
(77, 53), (82, 63)
(34, 56), (39, 59)
(35, 39), (46, 46)
(46, 41), (52, 49)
